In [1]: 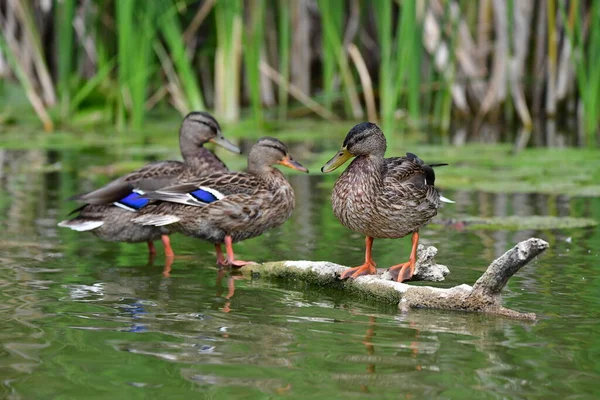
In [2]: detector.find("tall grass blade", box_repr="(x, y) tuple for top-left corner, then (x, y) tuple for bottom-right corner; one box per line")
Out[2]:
(277, 0), (290, 121)
(69, 60), (116, 114)
(397, 1), (421, 125)
(243, 0), (266, 126)
(0, 32), (53, 131)
(215, 1), (243, 122)
(318, 0), (342, 110)
(559, 0), (600, 144)
(130, 2), (156, 129)
(373, 1), (394, 138)
(318, 0), (363, 119)
(55, 0), (75, 116)
(158, 2), (205, 112)
(8, 0), (56, 106)
(115, 0), (134, 129)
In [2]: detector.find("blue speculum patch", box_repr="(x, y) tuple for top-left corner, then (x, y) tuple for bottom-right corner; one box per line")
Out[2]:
(190, 188), (218, 203)
(117, 192), (149, 210)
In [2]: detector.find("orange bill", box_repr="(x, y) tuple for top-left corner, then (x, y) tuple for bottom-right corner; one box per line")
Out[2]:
(279, 156), (309, 173)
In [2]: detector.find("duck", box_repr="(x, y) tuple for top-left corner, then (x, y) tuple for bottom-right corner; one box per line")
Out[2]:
(131, 137), (308, 266)
(321, 122), (451, 282)
(57, 112), (241, 257)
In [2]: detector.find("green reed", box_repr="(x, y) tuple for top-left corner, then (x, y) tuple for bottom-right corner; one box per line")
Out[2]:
(277, 0), (290, 121)
(55, 0), (75, 117)
(243, 0), (266, 126)
(319, 0), (363, 119)
(318, 0), (343, 111)
(559, 0), (600, 145)
(0, 0), (597, 141)
(214, 1), (243, 122)
(158, 2), (205, 113)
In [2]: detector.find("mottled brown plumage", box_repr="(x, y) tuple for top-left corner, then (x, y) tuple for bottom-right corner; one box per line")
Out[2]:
(322, 122), (449, 282)
(132, 137), (308, 266)
(57, 112), (240, 256)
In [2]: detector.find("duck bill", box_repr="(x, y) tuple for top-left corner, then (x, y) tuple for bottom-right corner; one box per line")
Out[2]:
(279, 156), (309, 173)
(321, 148), (352, 173)
(210, 134), (241, 154)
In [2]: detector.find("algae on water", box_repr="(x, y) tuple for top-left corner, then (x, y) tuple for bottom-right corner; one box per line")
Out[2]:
(433, 215), (598, 231)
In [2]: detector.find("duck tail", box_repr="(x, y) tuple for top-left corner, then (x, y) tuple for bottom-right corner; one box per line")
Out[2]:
(57, 218), (104, 231)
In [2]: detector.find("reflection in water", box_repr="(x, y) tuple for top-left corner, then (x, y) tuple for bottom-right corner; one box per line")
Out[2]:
(0, 147), (600, 398)
(452, 118), (582, 148)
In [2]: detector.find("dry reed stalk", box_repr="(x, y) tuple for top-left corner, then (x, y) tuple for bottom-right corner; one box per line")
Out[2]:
(546, 0), (558, 116)
(347, 43), (377, 122)
(259, 48), (276, 107)
(260, 60), (340, 121)
(183, 0), (216, 45)
(154, 43), (188, 114)
(475, 0), (509, 126)
(290, 0), (311, 96)
(555, 0), (577, 101)
(532, 1), (548, 114)
(509, 0), (533, 129)
(8, 0), (56, 106)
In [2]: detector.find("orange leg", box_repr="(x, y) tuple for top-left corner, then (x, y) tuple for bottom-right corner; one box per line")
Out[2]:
(388, 231), (419, 282)
(223, 235), (257, 268)
(147, 241), (157, 255)
(340, 236), (377, 279)
(163, 255), (173, 278)
(161, 235), (175, 258)
(216, 269), (238, 313)
(215, 244), (228, 266)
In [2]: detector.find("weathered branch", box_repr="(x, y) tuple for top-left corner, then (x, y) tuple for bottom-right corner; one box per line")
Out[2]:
(241, 238), (549, 321)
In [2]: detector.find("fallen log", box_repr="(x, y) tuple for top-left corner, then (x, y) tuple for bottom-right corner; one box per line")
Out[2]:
(240, 238), (549, 321)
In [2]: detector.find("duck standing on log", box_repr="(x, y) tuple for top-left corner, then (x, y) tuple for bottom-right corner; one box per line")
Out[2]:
(58, 112), (241, 258)
(132, 137), (308, 267)
(321, 122), (452, 282)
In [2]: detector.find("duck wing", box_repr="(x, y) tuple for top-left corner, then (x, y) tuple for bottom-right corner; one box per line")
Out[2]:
(70, 160), (186, 205)
(383, 153), (446, 206)
(139, 172), (261, 207)
(133, 172), (267, 227)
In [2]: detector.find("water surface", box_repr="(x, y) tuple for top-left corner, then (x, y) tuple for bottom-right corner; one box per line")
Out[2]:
(0, 140), (599, 399)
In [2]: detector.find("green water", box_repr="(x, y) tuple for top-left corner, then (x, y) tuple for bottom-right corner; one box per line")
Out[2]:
(1, 137), (600, 399)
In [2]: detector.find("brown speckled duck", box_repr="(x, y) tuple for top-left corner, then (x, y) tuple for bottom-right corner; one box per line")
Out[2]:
(132, 137), (308, 266)
(321, 122), (451, 282)
(57, 112), (240, 257)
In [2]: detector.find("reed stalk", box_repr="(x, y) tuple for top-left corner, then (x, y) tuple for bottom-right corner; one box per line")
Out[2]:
(8, 0), (56, 106)
(0, 0), (596, 137)
(214, 1), (243, 122)
(373, 1), (394, 139)
(158, 2), (205, 112)
(243, 0), (266, 126)
(0, 32), (53, 131)
(318, 0), (363, 119)
(546, 0), (557, 116)
(560, 0), (600, 145)
(318, 0), (342, 110)
(394, 0), (420, 125)
(277, 0), (290, 121)
(55, 0), (75, 116)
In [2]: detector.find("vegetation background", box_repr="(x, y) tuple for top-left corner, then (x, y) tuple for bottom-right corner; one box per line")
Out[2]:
(0, 0), (598, 146)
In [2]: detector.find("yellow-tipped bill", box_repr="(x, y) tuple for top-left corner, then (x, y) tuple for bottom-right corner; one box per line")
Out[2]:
(321, 148), (353, 173)
(210, 135), (241, 154)
(279, 156), (309, 173)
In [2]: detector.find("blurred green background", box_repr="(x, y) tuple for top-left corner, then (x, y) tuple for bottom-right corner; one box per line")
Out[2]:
(0, 0), (598, 145)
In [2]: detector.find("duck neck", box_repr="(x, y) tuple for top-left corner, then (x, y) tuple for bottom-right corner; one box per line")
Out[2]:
(347, 154), (385, 186)
(250, 164), (285, 183)
(181, 144), (211, 165)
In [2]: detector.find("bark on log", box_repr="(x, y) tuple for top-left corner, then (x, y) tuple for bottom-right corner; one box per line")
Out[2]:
(241, 238), (549, 321)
